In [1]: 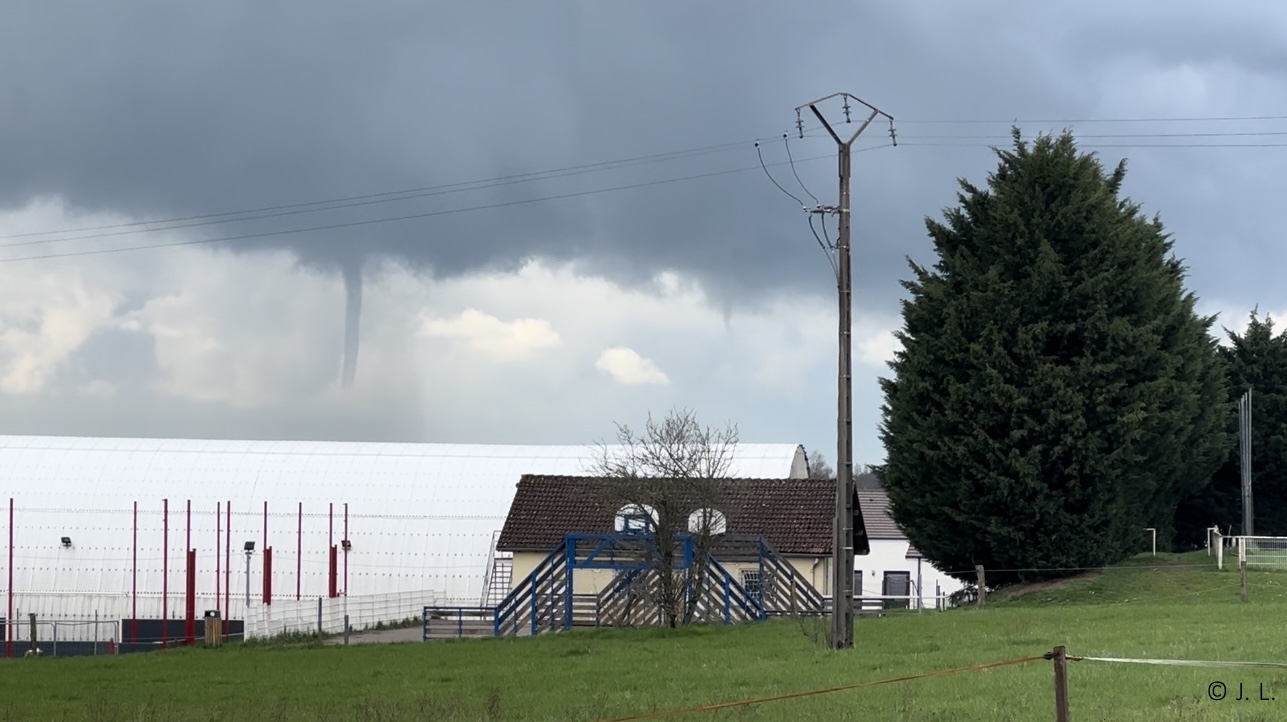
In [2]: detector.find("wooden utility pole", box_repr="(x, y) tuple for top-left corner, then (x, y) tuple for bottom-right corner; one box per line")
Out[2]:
(1240, 389), (1254, 536)
(793, 92), (894, 650)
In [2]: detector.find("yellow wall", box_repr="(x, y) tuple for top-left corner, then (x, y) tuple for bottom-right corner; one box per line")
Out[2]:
(720, 556), (827, 595)
(509, 551), (828, 596)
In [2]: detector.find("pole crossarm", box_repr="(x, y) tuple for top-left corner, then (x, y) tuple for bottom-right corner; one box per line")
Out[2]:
(794, 92), (896, 146)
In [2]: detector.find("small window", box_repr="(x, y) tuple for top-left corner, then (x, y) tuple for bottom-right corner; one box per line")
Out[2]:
(741, 569), (762, 603)
(615, 504), (658, 533)
(687, 508), (727, 535)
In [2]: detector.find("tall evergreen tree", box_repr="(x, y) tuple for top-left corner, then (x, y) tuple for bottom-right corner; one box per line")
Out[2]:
(879, 129), (1230, 586)
(1175, 310), (1287, 545)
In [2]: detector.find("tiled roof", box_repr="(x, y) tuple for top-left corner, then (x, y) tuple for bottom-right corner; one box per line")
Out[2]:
(497, 475), (907, 555)
(858, 488), (905, 539)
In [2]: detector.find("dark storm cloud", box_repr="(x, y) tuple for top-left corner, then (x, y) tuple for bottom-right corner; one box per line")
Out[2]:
(3, 1), (1286, 316)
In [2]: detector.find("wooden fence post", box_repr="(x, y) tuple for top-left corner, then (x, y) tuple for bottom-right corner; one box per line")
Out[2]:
(975, 565), (986, 608)
(1051, 645), (1070, 722)
(1240, 560), (1249, 603)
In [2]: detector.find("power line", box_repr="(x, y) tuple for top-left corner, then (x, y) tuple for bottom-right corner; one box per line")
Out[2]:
(0, 143), (743, 240)
(755, 141), (807, 210)
(4, 135), (1282, 265)
(0, 130), (838, 246)
(899, 140), (1287, 149)
(895, 114), (1287, 124)
(0, 145), (894, 264)
(0, 136), (827, 249)
(8, 122), (1287, 263)
(783, 135), (820, 206)
(9, 115), (1287, 245)
(908, 130), (1287, 140)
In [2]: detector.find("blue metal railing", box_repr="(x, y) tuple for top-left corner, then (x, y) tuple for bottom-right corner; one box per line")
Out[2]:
(421, 531), (829, 642)
(493, 539), (570, 637)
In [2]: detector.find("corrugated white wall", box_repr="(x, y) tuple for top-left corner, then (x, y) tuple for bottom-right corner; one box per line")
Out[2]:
(0, 436), (805, 622)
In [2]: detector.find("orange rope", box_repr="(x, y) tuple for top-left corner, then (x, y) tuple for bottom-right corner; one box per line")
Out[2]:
(598, 654), (1048, 721)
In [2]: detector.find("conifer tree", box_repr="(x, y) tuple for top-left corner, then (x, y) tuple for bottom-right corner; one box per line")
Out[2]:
(1176, 310), (1287, 545)
(879, 129), (1230, 585)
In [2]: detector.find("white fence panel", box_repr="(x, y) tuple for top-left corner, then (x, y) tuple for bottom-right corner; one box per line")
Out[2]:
(245, 589), (436, 639)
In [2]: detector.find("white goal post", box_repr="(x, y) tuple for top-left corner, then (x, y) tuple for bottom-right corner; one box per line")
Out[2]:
(1217, 535), (1287, 570)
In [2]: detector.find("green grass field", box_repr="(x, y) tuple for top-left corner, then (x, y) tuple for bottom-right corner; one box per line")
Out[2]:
(4, 552), (1287, 721)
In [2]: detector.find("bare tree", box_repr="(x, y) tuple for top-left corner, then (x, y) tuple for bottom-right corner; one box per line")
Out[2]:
(585, 408), (740, 628)
(807, 450), (835, 480)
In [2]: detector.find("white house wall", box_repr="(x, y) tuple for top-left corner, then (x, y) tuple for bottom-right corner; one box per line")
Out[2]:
(0, 435), (806, 623)
(856, 539), (964, 606)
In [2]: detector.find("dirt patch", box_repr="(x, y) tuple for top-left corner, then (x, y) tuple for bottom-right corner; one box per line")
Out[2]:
(991, 572), (1100, 601)
(1137, 557), (1193, 570)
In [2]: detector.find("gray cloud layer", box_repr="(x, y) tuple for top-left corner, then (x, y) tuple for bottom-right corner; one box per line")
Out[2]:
(4, 2), (1287, 333)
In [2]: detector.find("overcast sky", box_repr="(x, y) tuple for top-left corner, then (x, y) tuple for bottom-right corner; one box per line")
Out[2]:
(2, 1), (1285, 466)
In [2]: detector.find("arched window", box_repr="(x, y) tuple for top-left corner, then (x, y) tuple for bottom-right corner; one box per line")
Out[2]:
(615, 504), (658, 532)
(687, 508), (727, 535)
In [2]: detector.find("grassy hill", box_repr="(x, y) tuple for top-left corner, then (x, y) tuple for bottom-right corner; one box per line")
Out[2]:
(2, 552), (1284, 721)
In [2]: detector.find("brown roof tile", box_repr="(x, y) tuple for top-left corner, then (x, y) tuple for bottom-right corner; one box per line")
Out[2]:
(858, 488), (904, 539)
(497, 475), (906, 555)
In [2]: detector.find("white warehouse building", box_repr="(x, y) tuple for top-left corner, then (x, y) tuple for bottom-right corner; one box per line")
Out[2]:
(0, 434), (808, 645)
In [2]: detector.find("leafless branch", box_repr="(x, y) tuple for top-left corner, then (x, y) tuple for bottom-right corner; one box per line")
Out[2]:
(583, 408), (741, 627)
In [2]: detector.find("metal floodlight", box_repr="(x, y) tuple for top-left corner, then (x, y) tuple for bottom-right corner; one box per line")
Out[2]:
(244, 541), (255, 552)
(341, 539), (352, 551)
(60, 536), (72, 547)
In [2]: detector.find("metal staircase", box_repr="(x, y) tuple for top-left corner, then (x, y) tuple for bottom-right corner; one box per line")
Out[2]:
(479, 530), (514, 607)
(493, 538), (572, 636)
(425, 531), (827, 640)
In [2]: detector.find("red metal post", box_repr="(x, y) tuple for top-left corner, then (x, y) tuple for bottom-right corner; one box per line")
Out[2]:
(131, 501), (137, 643)
(7, 497), (13, 659)
(263, 547), (273, 605)
(162, 498), (169, 649)
(296, 502), (302, 601)
(185, 549), (195, 645)
(263, 501), (267, 560)
(328, 546), (337, 598)
(215, 502), (222, 620)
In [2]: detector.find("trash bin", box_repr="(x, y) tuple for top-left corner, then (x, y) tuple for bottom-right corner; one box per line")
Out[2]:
(204, 610), (222, 648)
